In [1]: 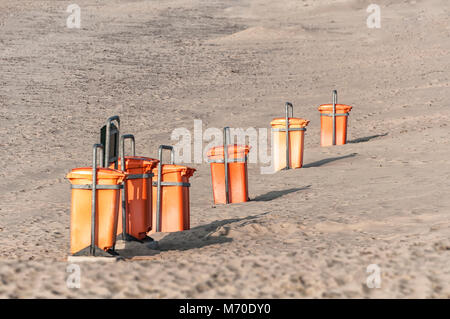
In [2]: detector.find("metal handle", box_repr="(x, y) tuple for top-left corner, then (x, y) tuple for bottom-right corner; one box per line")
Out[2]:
(91, 144), (104, 256)
(119, 134), (135, 171)
(104, 116), (120, 168)
(155, 145), (174, 232)
(158, 145), (174, 165)
(223, 127), (231, 204)
(285, 102), (293, 169)
(332, 90), (337, 146)
(285, 102), (293, 118)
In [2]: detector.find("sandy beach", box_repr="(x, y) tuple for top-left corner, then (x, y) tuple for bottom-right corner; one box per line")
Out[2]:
(0, 0), (449, 298)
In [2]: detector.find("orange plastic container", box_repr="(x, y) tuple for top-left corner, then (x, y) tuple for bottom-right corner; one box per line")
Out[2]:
(207, 145), (250, 204)
(67, 168), (125, 255)
(270, 118), (309, 171)
(150, 165), (196, 233)
(113, 157), (159, 240)
(318, 104), (352, 146)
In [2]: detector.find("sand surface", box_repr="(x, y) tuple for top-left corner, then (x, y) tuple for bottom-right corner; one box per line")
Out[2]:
(0, 0), (449, 298)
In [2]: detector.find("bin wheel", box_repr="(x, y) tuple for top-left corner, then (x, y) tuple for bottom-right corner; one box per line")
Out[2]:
(106, 249), (120, 256)
(142, 236), (154, 242)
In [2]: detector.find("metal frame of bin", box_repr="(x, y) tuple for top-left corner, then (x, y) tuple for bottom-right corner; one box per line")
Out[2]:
(271, 102), (306, 170)
(70, 144), (123, 257)
(223, 127), (231, 203)
(332, 90), (337, 145)
(319, 90), (349, 146)
(153, 145), (190, 232)
(118, 134), (154, 242)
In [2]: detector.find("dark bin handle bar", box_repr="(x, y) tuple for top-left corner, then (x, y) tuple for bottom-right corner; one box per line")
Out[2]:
(156, 145), (175, 232)
(104, 116), (120, 168)
(223, 127), (231, 204)
(332, 90), (337, 146)
(91, 143), (104, 256)
(119, 134), (136, 241)
(285, 102), (293, 170)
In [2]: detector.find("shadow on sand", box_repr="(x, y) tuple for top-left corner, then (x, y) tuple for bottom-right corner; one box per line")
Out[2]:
(119, 212), (270, 257)
(303, 153), (357, 168)
(347, 133), (388, 144)
(251, 185), (311, 202)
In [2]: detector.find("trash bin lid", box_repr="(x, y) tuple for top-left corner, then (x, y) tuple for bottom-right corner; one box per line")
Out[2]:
(270, 118), (309, 128)
(66, 167), (125, 180)
(206, 144), (251, 159)
(116, 156), (159, 170)
(318, 104), (352, 112)
(152, 165), (196, 178)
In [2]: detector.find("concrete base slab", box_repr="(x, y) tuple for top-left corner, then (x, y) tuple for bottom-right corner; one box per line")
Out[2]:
(67, 256), (124, 263)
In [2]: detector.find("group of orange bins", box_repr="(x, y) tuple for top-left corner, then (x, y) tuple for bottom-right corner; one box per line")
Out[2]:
(66, 90), (352, 257)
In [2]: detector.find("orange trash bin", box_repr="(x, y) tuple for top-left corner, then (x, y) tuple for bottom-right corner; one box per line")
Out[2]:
(150, 145), (196, 233)
(270, 102), (309, 171)
(112, 134), (159, 241)
(115, 156), (158, 240)
(206, 127), (250, 204)
(67, 144), (125, 256)
(318, 90), (353, 146)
